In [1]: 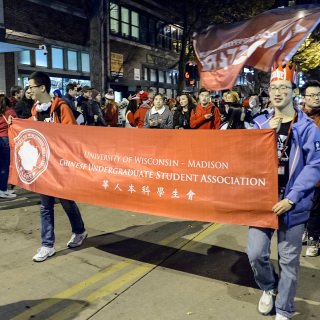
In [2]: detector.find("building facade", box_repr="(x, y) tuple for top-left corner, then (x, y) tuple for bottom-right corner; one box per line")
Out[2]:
(0, 0), (182, 99)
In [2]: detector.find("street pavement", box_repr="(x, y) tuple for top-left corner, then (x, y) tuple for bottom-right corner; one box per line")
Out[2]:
(0, 188), (319, 320)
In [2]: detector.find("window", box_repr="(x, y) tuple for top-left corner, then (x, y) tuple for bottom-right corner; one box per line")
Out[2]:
(67, 50), (77, 71)
(111, 4), (140, 41)
(81, 52), (90, 72)
(166, 72), (172, 84)
(121, 7), (129, 37)
(131, 11), (139, 40)
(19, 51), (31, 65)
(144, 67), (148, 80)
(158, 70), (164, 83)
(110, 2), (119, 34)
(52, 47), (63, 69)
(150, 69), (157, 82)
(35, 50), (48, 67)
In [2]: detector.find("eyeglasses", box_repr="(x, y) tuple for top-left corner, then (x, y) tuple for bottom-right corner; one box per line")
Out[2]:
(304, 93), (320, 99)
(29, 85), (42, 90)
(269, 85), (292, 93)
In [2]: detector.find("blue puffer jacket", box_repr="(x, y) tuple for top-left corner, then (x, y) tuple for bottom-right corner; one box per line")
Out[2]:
(253, 108), (320, 228)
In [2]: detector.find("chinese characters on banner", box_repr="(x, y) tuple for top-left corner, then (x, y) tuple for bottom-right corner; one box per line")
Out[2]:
(9, 119), (278, 228)
(193, 5), (320, 90)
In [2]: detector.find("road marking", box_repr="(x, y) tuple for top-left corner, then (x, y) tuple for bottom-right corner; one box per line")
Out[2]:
(182, 223), (222, 250)
(47, 264), (154, 320)
(10, 260), (134, 320)
(11, 221), (222, 320)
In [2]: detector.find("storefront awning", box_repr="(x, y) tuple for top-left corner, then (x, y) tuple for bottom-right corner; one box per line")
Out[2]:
(0, 41), (36, 53)
(0, 27), (37, 52)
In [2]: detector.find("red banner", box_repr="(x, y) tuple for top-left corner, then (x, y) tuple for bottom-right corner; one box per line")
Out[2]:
(193, 5), (320, 90)
(8, 119), (278, 228)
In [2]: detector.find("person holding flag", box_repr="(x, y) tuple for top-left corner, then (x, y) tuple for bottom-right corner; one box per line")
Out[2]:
(246, 62), (320, 320)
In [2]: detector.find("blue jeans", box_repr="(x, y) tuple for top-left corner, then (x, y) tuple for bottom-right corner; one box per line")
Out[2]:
(40, 194), (85, 247)
(246, 219), (304, 318)
(0, 137), (10, 192)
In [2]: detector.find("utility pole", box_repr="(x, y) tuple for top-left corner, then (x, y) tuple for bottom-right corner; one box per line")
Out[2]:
(105, 0), (111, 92)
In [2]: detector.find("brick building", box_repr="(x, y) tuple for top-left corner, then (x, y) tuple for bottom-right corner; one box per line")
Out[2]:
(0, 0), (182, 100)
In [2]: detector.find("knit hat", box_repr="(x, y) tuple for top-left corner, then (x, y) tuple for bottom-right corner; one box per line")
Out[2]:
(105, 89), (115, 100)
(132, 90), (148, 101)
(53, 89), (62, 98)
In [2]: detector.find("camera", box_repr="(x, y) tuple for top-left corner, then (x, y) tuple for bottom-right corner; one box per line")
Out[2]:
(39, 44), (48, 55)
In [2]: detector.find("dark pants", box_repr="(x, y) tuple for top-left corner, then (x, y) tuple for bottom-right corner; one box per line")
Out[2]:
(307, 188), (320, 239)
(0, 137), (10, 191)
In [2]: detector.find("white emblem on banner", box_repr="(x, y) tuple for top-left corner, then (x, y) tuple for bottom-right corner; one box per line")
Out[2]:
(14, 129), (50, 184)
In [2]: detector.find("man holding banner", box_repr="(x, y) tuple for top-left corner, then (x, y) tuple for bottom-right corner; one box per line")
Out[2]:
(246, 62), (320, 320)
(28, 71), (87, 262)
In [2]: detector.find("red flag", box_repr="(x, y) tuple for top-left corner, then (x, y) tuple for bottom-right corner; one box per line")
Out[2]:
(193, 5), (320, 90)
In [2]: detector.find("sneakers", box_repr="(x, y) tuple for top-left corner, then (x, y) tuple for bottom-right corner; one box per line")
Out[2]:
(302, 230), (308, 245)
(275, 313), (291, 320)
(258, 289), (277, 315)
(67, 231), (87, 248)
(306, 237), (319, 257)
(33, 246), (55, 262)
(0, 190), (17, 199)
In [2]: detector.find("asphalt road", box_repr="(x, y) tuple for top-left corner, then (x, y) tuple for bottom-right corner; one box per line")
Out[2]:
(0, 189), (319, 320)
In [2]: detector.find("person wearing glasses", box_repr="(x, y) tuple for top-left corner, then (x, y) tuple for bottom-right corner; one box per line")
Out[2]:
(300, 80), (320, 257)
(246, 63), (320, 320)
(28, 71), (87, 262)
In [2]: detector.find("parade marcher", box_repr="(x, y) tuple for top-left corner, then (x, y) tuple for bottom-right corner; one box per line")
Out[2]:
(246, 62), (320, 320)
(0, 94), (17, 199)
(190, 87), (220, 129)
(220, 105), (246, 129)
(14, 86), (34, 119)
(79, 86), (93, 125)
(125, 99), (137, 128)
(103, 89), (118, 126)
(63, 83), (84, 125)
(28, 71), (87, 262)
(9, 85), (23, 109)
(173, 93), (195, 129)
(301, 80), (320, 257)
(143, 93), (173, 129)
(91, 89), (107, 126)
(133, 90), (152, 128)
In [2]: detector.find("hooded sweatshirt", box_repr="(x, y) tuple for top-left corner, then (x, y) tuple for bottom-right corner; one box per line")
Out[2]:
(253, 108), (320, 227)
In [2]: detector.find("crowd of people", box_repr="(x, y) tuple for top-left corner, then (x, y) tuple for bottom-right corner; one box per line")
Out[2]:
(1, 68), (320, 320)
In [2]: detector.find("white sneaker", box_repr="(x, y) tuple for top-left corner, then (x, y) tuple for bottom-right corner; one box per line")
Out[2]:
(258, 289), (277, 315)
(33, 246), (55, 262)
(67, 231), (87, 248)
(0, 190), (17, 199)
(275, 313), (291, 320)
(306, 238), (319, 257)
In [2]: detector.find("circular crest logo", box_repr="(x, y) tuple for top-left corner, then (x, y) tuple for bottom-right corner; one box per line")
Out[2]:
(14, 129), (50, 184)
